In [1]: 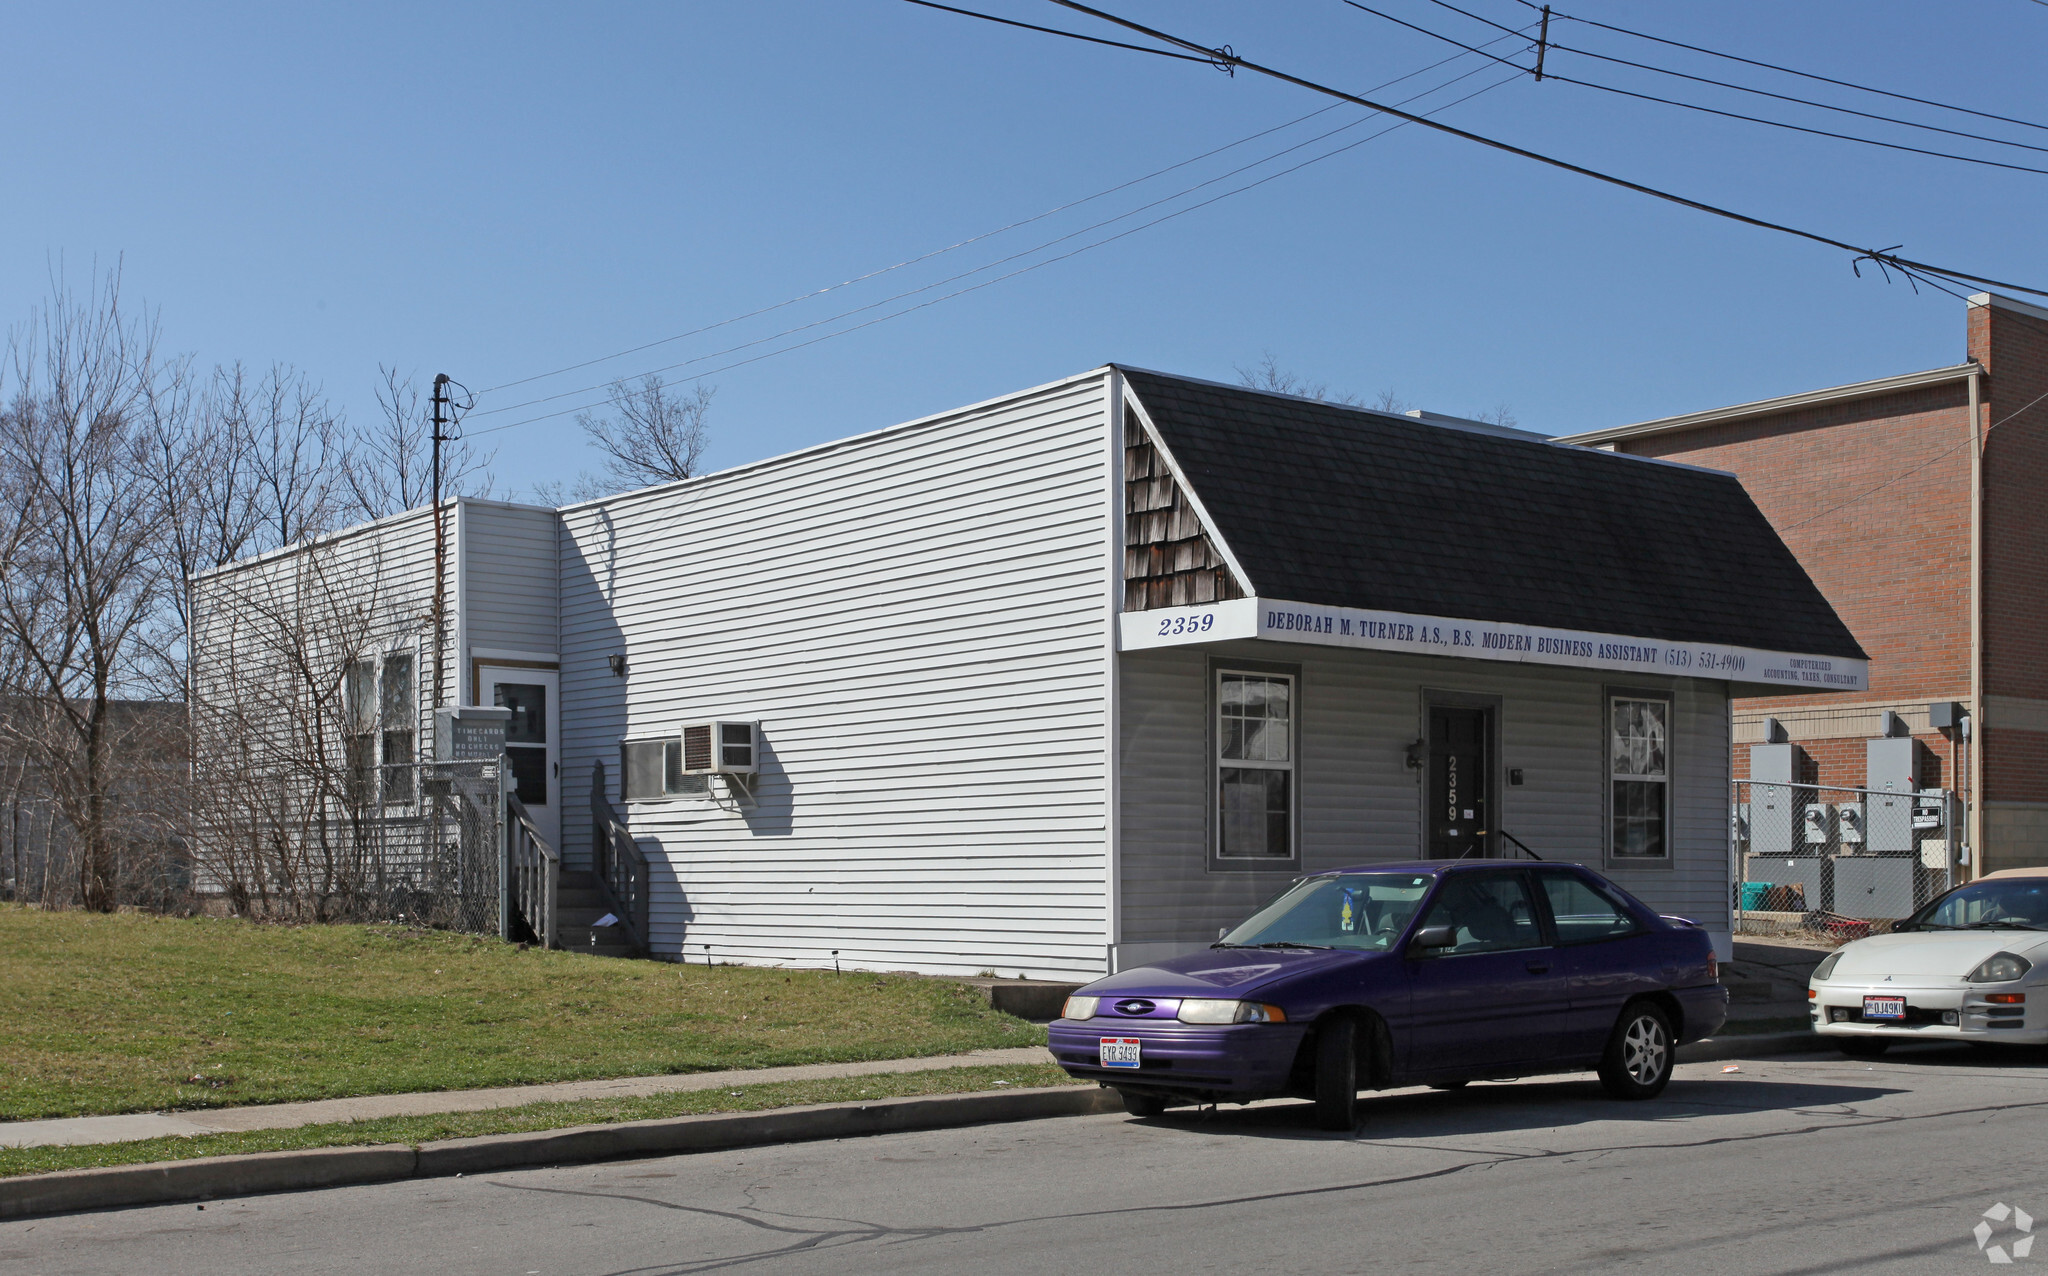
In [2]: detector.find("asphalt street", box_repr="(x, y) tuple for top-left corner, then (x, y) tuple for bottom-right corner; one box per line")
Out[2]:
(7, 1045), (2048, 1276)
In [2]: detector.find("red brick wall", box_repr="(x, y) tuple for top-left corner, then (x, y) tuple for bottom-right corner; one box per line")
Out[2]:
(1619, 383), (1973, 715)
(1730, 730), (1957, 790)
(1979, 303), (2048, 712)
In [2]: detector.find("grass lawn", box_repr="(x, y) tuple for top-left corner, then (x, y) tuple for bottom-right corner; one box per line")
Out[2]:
(0, 1063), (1083, 1179)
(0, 907), (1043, 1121)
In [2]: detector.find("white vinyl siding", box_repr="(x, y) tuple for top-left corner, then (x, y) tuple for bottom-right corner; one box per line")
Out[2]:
(460, 501), (562, 666)
(1117, 641), (1731, 962)
(556, 372), (1116, 979)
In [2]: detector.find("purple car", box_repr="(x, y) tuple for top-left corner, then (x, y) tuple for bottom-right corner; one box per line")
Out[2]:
(1050, 861), (1726, 1129)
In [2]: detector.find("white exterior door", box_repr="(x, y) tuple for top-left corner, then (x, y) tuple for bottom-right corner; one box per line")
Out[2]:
(482, 666), (560, 852)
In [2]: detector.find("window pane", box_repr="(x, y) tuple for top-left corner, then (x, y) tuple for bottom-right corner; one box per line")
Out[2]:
(1611, 780), (1667, 857)
(344, 660), (377, 734)
(506, 746), (547, 806)
(1220, 767), (1290, 857)
(379, 653), (413, 726)
(1220, 673), (1291, 762)
(343, 733), (376, 805)
(1541, 874), (1638, 942)
(1610, 698), (1668, 778)
(381, 730), (415, 802)
(494, 683), (547, 744)
(1417, 872), (1543, 954)
(623, 741), (664, 801)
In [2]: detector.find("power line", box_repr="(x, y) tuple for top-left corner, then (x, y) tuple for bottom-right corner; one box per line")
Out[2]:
(897, 0), (1214, 62)
(467, 69), (1525, 441)
(475, 19), (1525, 400)
(471, 29), (1530, 419)
(1416, 0), (2048, 157)
(1506, 0), (2048, 137)
(1035, 0), (2048, 299)
(1344, 1), (2048, 177)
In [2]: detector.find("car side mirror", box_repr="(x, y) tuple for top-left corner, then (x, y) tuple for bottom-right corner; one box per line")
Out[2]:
(1411, 924), (1456, 951)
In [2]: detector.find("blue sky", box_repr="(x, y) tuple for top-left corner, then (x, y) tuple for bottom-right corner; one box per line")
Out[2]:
(5, 1), (2043, 497)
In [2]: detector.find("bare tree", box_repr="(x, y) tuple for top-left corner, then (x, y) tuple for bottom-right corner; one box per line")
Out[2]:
(576, 375), (712, 492)
(0, 269), (178, 909)
(1234, 352), (1362, 407)
(339, 366), (495, 522)
(529, 472), (619, 507)
(1372, 389), (1415, 415)
(1471, 402), (1521, 430)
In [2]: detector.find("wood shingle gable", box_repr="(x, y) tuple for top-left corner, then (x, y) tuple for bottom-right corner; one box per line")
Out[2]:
(1122, 411), (1245, 611)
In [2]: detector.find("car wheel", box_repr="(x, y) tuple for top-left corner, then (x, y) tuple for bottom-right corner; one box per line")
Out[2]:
(1429, 1081), (1469, 1091)
(1313, 1019), (1361, 1131)
(1598, 1001), (1675, 1100)
(1117, 1089), (1169, 1117)
(1837, 1037), (1890, 1059)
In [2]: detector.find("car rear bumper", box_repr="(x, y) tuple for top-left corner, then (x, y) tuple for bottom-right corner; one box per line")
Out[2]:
(1811, 981), (2045, 1042)
(1046, 1018), (1307, 1097)
(1675, 983), (1729, 1043)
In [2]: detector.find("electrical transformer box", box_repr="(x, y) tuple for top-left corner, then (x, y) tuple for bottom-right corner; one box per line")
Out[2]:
(1865, 737), (1925, 853)
(1748, 743), (1804, 856)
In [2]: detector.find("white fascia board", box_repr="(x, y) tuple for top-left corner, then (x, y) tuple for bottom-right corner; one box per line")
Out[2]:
(1554, 364), (1978, 448)
(1119, 387), (1257, 598)
(1119, 595), (1869, 693)
(1971, 292), (2048, 324)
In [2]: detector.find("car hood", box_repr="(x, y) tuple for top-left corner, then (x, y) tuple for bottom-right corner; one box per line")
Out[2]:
(1829, 929), (2048, 980)
(1079, 946), (1372, 998)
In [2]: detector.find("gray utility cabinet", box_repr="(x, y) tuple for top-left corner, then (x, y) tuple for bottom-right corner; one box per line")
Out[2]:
(1865, 737), (1926, 853)
(1747, 854), (1830, 913)
(1834, 856), (1917, 919)
(1749, 742), (1806, 856)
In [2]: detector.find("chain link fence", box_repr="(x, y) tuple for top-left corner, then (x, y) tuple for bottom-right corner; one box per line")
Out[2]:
(1733, 780), (1962, 940)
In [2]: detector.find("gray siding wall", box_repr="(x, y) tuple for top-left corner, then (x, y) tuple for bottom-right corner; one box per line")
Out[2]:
(1117, 641), (1731, 960)
(459, 500), (562, 671)
(556, 373), (1116, 979)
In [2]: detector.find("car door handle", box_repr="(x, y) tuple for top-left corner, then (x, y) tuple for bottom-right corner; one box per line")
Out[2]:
(1525, 962), (1551, 974)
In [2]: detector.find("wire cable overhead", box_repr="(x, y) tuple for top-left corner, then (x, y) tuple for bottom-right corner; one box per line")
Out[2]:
(1027, 0), (2048, 300)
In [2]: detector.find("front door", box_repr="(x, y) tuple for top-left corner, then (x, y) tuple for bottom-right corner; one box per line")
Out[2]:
(1428, 705), (1492, 859)
(481, 667), (559, 852)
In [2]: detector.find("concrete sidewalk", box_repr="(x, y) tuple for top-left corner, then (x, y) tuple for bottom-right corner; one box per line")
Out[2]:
(0, 1046), (1057, 1150)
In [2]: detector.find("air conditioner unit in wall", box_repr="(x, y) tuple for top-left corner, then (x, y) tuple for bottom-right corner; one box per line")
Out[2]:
(679, 721), (759, 776)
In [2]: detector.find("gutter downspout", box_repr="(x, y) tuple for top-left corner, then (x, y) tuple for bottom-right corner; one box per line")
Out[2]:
(1968, 364), (1984, 881)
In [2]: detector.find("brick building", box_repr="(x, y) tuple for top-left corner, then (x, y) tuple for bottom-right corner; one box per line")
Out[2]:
(1556, 293), (2048, 877)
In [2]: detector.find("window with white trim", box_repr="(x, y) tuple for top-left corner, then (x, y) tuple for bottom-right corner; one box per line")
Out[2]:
(1609, 693), (1670, 860)
(1216, 670), (1295, 860)
(621, 736), (709, 801)
(342, 650), (420, 805)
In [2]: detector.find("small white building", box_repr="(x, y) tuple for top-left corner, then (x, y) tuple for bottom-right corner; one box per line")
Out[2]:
(190, 366), (1866, 974)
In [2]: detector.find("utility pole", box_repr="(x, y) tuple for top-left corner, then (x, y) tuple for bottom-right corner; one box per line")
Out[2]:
(431, 373), (451, 715)
(1533, 5), (1550, 82)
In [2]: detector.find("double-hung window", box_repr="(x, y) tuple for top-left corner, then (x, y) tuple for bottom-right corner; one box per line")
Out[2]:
(341, 650), (418, 806)
(1216, 669), (1295, 861)
(1609, 693), (1671, 861)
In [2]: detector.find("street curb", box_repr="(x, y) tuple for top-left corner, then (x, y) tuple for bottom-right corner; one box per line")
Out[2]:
(1677, 1030), (1821, 1063)
(0, 1085), (1121, 1222)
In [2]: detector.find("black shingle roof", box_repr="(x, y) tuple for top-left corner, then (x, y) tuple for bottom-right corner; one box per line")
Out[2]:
(1120, 368), (1863, 659)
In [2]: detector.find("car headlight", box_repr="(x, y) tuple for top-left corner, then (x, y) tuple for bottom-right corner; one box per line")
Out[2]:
(1968, 952), (2033, 984)
(1812, 952), (1843, 981)
(1062, 995), (1099, 1020)
(1177, 999), (1287, 1024)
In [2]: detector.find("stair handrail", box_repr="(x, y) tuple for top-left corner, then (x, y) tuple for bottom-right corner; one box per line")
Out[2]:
(590, 760), (650, 954)
(506, 792), (559, 949)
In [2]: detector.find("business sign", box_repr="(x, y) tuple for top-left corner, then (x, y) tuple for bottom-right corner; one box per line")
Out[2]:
(1117, 596), (1868, 691)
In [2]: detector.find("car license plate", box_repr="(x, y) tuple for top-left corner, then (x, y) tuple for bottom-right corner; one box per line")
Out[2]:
(1099, 1037), (1141, 1068)
(1864, 995), (1907, 1021)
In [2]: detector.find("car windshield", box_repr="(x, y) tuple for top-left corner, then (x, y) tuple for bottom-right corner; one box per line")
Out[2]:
(1216, 873), (1435, 952)
(1901, 878), (2048, 931)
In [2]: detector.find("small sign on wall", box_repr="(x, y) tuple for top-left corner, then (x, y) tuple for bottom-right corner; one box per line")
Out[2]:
(436, 705), (512, 762)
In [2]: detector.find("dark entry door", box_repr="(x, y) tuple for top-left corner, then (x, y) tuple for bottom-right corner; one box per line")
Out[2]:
(1428, 706), (1491, 859)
